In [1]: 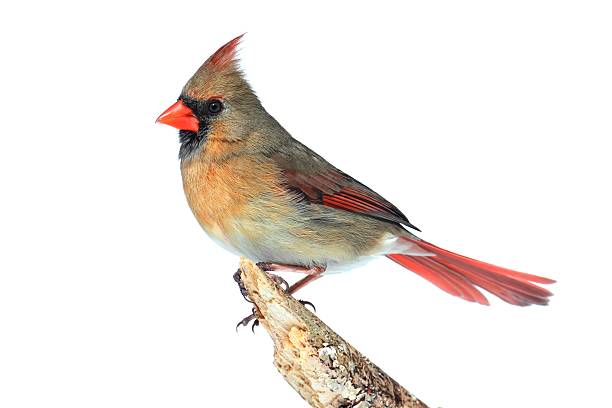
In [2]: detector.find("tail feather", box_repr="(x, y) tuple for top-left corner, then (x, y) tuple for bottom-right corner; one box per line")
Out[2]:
(437, 258), (549, 306)
(416, 240), (555, 284)
(387, 238), (555, 306)
(411, 255), (490, 305)
(434, 254), (553, 298)
(388, 254), (474, 300)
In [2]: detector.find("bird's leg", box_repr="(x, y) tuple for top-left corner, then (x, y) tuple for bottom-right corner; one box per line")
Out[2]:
(288, 272), (324, 312)
(235, 263), (326, 332)
(288, 273), (324, 295)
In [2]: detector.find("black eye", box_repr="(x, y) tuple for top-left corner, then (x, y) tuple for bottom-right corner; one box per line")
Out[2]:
(207, 100), (223, 115)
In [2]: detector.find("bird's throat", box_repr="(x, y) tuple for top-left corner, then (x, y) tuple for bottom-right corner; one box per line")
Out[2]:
(178, 129), (207, 161)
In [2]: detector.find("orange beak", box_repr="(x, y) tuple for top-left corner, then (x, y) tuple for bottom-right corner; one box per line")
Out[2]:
(156, 100), (199, 132)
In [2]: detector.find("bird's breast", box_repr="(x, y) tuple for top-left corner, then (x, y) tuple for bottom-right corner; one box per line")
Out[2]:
(182, 158), (242, 240)
(180, 153), (291, 251)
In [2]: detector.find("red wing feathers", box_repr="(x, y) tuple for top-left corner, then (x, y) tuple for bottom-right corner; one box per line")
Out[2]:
(277, 153), (420, 230)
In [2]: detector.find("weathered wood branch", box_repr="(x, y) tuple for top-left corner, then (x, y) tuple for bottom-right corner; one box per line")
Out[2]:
(238, 258), (429, 408)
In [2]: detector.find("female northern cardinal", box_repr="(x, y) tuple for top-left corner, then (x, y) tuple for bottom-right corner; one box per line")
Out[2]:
(156, 35), (554, 307)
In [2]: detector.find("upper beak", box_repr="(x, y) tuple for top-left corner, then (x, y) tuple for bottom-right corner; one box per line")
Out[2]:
(156, 100), (199, 132)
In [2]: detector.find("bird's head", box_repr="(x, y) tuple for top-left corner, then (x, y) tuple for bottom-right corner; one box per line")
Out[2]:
(156, 34), (263, 161)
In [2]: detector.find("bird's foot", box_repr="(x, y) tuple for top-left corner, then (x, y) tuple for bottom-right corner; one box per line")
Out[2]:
(235, 301), (315, 333)
(233, 268), (289, 302)
(234, 267), (288, 332)
(255, 261), (272, 271)
(255, 262), (291, 288)
(235, 308), (260, 333)
(266, 272), (289, 291)
(234, 263), (318, 333)
(233, 269), (252, 303)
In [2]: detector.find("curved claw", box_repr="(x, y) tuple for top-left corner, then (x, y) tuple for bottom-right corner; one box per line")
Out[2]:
(251, 319), (260, 333)
(299, 299), (317, 312)
(236, 310), (258, 332)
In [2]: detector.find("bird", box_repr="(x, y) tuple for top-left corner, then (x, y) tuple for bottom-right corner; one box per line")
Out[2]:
(156, 34), (554, 309)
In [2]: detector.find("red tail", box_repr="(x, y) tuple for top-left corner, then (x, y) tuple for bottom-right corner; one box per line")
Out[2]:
(387, 239), (555, 306)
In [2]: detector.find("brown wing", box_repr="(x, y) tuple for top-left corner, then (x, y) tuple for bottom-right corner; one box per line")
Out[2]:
(271, 140), (420, 231)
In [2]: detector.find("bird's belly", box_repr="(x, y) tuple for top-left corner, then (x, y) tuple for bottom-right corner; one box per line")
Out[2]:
(217, 205), (396, 272)
(201, 213), (414, 274)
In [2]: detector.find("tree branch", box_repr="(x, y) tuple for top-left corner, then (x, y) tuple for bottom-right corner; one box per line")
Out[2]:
(238, 258), (429, 408)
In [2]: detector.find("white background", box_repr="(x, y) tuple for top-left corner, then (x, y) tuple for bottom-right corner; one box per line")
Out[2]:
(1, 1), (611, 407)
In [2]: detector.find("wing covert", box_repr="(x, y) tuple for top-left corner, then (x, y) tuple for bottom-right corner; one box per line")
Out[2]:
(271, 142), (420, 231)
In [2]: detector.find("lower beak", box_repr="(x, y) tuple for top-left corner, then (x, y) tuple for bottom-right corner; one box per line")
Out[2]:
(156, 100), (199, 132)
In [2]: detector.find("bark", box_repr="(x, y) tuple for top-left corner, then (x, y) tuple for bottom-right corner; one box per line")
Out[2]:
(238, 258), (429, 408)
